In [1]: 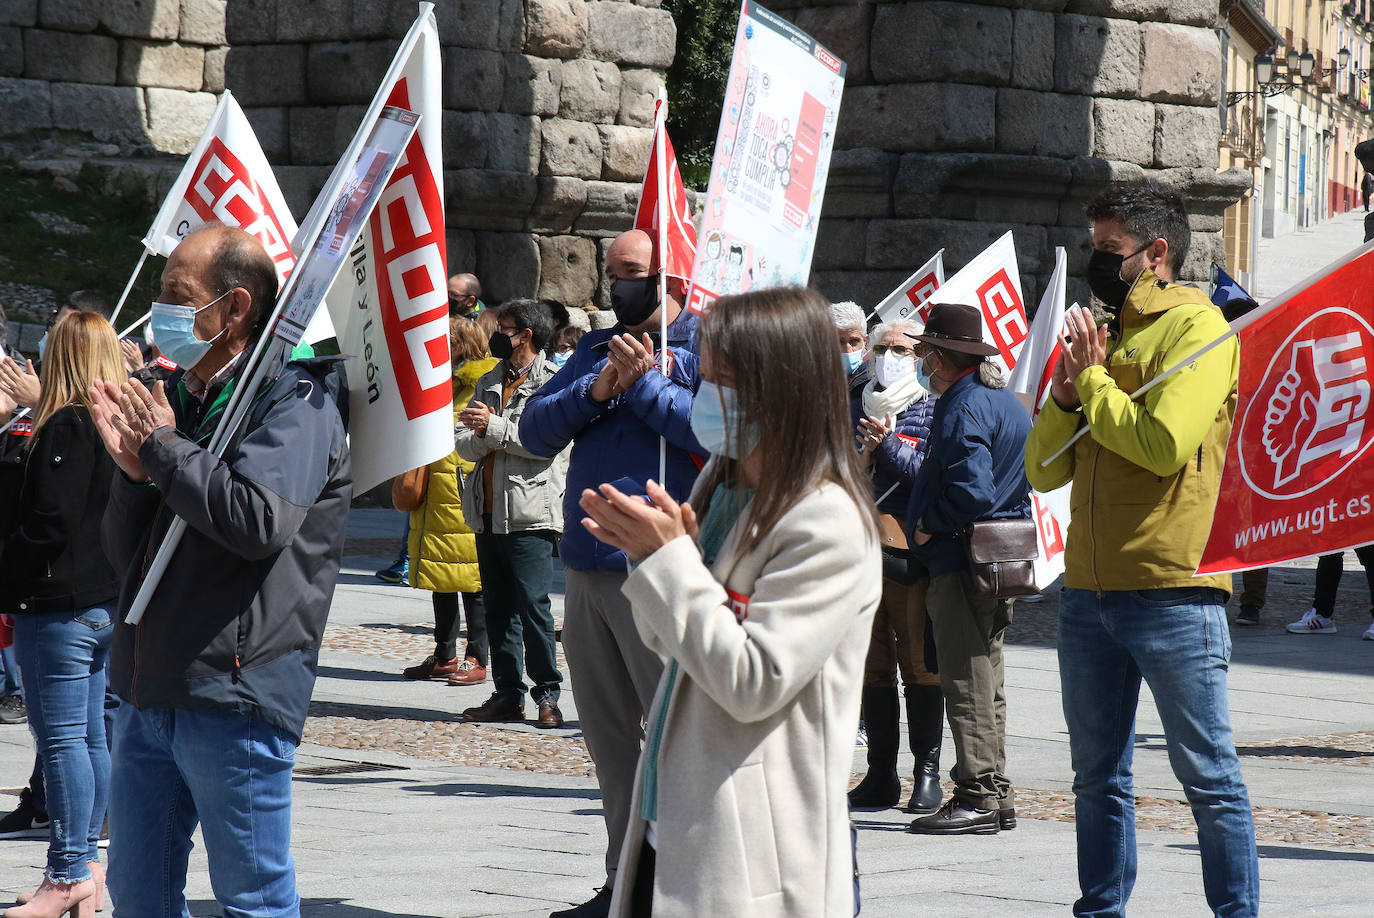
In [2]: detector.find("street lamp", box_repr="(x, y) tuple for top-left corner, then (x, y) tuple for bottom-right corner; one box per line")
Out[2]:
(1226, 50), (1309, 107)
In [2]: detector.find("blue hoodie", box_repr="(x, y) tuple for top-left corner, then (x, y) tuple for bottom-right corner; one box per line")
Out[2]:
(519, 308), (703, 572)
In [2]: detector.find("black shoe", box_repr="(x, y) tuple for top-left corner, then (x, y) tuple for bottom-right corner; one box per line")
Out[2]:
(908, 799), (1000, 835)
(1235, 604), (1260, 626)
(462, 692), (525, 723)
(0, 791), (49, 839)
(998, 807), (1017, 831)
(550, 886), (612, 918)
(0, 694), (26, 725)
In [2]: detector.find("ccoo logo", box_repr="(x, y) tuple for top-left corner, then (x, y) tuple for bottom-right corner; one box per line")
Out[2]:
(1239, 307), (1374, 500)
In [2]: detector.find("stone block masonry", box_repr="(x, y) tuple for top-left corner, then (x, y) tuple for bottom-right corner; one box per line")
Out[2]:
(776, 0), (1248, 313)
(1, 0), (675, 310)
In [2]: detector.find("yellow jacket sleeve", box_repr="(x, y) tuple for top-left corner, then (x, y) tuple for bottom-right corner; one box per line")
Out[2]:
(1024, 397), (1082, 492)
(1075, 308), (1238, 478)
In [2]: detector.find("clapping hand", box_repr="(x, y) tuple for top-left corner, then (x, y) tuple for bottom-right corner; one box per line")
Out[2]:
(458, 401), (492, 436)
(89, 378), (175, 482)
(579, 479), (699, 561)
(0, 358), (41, 409)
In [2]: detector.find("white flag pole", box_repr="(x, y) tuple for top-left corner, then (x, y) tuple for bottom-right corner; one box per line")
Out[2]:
(656, 88), (670, 486)
(1037, 324), (1237, 467)
(109, 249), (150, 326)
(125, 6), (434, 625)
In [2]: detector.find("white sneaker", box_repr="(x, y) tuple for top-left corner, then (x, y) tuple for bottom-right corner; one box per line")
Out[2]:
(1286, 608), (1336, 634)
(1362, 621), (1374, 641)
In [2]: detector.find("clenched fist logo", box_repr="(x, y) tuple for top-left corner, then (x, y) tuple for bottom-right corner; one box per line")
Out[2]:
(1240, 308), (1374, 500)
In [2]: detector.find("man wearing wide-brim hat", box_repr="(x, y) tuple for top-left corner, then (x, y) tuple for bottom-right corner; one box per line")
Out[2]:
(903, 302), (1032, 836)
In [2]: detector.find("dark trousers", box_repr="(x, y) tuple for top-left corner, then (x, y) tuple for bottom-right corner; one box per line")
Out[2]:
(1313, 545), (1374, 618)
(434, 591), (487, 666)
(476, 524), (563, 703)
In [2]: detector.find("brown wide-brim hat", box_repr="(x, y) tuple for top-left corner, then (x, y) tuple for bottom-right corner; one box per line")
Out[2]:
(913, 302), (1000, 356)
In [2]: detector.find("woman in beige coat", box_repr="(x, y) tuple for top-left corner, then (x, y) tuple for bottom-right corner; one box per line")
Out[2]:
(579, 287), (882, 918)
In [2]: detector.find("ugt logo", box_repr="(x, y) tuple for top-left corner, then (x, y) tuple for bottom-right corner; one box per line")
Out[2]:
(1240, 307), (1374, 499)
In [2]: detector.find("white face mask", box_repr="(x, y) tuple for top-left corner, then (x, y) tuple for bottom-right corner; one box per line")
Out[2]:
(875, 351), (915, 388)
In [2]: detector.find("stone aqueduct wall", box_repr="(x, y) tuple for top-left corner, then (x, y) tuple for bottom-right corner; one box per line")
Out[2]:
(0, 0), (1245, 314)
(0, 0), (675, 309)
(777, 0), (1248, 311)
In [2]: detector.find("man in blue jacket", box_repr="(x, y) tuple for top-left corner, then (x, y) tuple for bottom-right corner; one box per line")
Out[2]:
(520, 228), (701, 918)
(904, 303), (1031, 837)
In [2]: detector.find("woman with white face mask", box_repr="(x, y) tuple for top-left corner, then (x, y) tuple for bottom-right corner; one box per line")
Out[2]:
(848, 319), (947, 817)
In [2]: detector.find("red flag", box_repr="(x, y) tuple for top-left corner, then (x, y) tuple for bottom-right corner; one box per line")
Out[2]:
(1197, 244), (1374, 573)
(634, 98), (697, 282)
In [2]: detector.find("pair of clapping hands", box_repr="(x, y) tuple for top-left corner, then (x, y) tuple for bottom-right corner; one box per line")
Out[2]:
(86, 378), (176, 483)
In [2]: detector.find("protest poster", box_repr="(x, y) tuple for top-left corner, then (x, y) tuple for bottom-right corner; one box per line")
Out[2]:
(322, 3), (450, 493)
(685, 0), (846, 314)
(1007, 247), (1070, 589)
(932, 231), (1028, 374)
(1197, 242), (1374, 574)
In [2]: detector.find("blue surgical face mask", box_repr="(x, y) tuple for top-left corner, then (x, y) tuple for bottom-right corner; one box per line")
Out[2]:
(551, 351), (570, 368)
(691, 379), (761, 459)
(150, 290), (231, 371)
(842, 349), (864, 375)
(915, 355), (934, 393)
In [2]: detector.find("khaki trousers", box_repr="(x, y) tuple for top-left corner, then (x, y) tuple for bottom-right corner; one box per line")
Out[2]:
(863, 577), (941, 688)
(561, 569), (665, 886)
(924, 570), (1014, 811)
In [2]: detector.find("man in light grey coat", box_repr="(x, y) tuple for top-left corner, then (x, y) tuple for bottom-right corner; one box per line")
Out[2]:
(455, 299), (569, 728)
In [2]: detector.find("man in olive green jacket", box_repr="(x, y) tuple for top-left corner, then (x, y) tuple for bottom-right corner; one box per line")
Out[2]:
(1025, 182), (1258, 918)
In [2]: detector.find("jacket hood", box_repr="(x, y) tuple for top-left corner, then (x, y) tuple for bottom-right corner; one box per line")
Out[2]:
(455, 356), (500, 386)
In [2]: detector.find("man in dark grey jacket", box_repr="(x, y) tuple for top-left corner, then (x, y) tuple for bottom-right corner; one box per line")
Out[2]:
(91, 226), (351, 918)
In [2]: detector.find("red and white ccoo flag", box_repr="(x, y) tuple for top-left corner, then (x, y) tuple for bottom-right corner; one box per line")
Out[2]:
(1008, 246), (1071, 589)
(634, 95), (697, 282)
(872, 250), (944, 325)
(322, 5), (451, 493)
(143, 91), (333, 343)
(931, 231), (1028, 375)
(1198, 242), (1374, 574)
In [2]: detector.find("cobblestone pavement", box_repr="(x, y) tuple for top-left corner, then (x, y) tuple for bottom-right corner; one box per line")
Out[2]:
(312, 548), (1374, 855)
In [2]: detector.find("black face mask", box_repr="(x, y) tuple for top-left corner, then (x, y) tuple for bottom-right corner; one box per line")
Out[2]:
(488, 330), (515, 360)
(1086, 243), (1151, 315)
(610, 274), (660, 327)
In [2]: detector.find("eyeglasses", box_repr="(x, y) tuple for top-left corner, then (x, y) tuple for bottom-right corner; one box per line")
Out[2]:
(870, 344), (915, 357)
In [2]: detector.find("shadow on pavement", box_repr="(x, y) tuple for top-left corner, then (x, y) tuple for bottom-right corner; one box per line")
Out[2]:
(189, 898), (445, 917)
(403, 781), (600, 801)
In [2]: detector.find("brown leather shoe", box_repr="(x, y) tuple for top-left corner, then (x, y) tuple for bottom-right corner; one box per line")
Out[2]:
(462, 692), (525, 723)
(446, 657), (487, 686)
(402, 655), (458, 680)
(535, 697), (564, 729)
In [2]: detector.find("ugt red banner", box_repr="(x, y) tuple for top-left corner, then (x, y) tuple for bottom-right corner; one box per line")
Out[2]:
(1197, 246), (1374, 574)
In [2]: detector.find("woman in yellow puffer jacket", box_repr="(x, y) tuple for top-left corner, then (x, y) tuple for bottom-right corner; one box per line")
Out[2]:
(402, 317), (499, 686)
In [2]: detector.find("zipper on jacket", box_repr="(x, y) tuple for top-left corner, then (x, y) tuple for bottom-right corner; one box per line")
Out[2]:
(1088, 441), (1101, 593)
(1196, 446), (1203, 473)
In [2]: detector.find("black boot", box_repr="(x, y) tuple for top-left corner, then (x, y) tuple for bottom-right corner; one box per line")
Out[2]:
(848, 686), (901, 809)
(904, 683), (944, 815)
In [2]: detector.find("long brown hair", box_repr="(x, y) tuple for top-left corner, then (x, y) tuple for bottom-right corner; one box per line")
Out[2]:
(32, 310), (126, 445)
(694, 286), (879, 556)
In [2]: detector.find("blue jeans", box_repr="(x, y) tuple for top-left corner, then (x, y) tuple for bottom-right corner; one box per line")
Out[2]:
(108, 705), (299, 918)
(0, 642), (22, 696)
(13, 606), (112, 882)
(1058, 588), (1259, 918)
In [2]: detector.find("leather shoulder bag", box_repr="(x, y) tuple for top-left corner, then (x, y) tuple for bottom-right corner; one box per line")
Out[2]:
(960, 517), (1040, 600)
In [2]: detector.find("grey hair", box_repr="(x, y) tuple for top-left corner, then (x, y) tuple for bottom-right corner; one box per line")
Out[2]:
(978, 361), (1007, 389)
(829, 300), (865, 330)
(934, 346), (1008, 389)
(866, 317), (924, 372)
